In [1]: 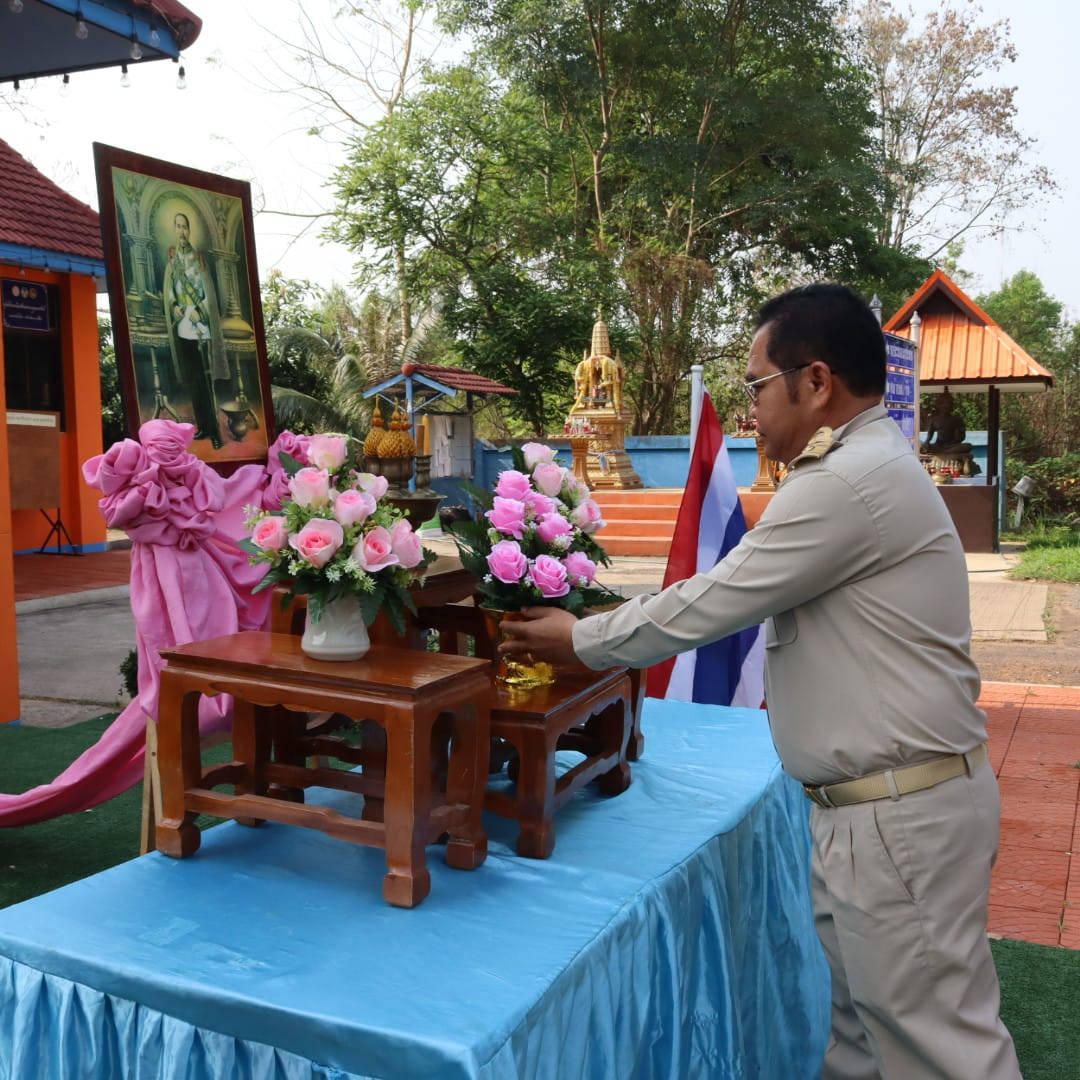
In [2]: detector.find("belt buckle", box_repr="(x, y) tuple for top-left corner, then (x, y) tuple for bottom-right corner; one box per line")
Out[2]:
(804, 784), (834, 809)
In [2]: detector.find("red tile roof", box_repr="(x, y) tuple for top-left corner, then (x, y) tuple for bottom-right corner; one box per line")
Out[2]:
(413, 363), (517, 396)
(0, 139), (103, 262)
(883, 269), (1053, 392)
(370, 363), (518, 399)
(134, 1), (202, 50)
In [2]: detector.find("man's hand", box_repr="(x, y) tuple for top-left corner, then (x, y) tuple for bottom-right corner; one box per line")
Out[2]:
(497, 606), (581, 667)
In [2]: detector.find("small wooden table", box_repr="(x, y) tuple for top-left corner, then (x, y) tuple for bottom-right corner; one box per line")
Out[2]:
(485, 666), (635, 859)
(155, 632), (492, 908)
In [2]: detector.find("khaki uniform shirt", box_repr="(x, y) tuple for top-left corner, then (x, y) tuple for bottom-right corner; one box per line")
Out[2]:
(573, 403), (986, 785)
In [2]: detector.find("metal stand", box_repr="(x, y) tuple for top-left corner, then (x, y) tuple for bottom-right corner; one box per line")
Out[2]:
(37, 509), (81, 555)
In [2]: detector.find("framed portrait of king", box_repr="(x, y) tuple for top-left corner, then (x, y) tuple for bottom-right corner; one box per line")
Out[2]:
(93, 143), (275, 472)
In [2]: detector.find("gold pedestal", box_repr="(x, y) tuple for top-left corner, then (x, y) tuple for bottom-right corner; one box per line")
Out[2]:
(568, 410), (642, 489)
(727, 432), (779, 492)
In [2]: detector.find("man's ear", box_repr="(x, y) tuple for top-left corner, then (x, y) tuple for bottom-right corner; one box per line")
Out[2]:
(806, 359), (832, 395)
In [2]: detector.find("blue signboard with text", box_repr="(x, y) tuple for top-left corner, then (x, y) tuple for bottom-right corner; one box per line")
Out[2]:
(883, 331), (918, 446)
(1, 279), (50, 332)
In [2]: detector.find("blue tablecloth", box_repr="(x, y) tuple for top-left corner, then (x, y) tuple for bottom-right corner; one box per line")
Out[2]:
(0, 701), (828, 1079)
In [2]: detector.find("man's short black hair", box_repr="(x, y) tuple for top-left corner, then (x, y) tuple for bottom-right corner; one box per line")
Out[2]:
(174, 211), (191, 228)
(755, 283), (886, 397)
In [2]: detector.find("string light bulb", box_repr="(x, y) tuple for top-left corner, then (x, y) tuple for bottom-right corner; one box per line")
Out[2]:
(176, 65), (187, 90)
(9, 0), (25, 14)
(74, 9), (88, 39)
(150, 27), (160, 47)
(61, 74), (71, 97)
(129, 35), (142, 61)
(120, 64), (130, 88)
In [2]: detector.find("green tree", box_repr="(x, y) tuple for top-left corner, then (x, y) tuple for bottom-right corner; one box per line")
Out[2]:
(332, 0), (889, 435)
(97, 317), (126, 449)
(261, 272), (370, 435)
(977, 270), (1078, 462)
(978, 270), (1065, 363)
(848, 0), (1055, 261)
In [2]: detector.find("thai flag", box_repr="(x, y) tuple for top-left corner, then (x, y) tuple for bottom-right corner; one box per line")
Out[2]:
(645, 392), (765, 707)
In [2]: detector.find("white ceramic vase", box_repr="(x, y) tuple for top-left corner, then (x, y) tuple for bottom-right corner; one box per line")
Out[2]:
(301, 595), (371, 662)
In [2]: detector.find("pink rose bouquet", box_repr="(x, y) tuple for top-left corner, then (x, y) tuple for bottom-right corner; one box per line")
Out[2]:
(449, 442), (617, 614)
(241, 433), (432, 633)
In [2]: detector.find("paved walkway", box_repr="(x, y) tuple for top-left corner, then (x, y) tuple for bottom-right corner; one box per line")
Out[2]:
(9, 541), (1079, 948)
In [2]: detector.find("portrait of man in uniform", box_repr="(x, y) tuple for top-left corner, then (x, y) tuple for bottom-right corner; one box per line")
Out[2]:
(93, 143), (275, 471)
(162, 208), (229, 448)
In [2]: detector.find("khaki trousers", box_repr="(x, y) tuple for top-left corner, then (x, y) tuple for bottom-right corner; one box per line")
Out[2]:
(809, 759), (1022, 1079)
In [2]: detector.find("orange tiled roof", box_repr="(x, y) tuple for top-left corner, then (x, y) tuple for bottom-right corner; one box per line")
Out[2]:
(0, 139), (103, 263)
(883, 269), (1053, 391)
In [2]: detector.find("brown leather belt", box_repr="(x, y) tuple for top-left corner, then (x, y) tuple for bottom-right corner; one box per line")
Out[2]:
(803, 744), (988, 809)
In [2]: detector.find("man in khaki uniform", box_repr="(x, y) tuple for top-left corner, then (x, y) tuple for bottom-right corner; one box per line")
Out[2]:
(501, 284), (1021, 1079)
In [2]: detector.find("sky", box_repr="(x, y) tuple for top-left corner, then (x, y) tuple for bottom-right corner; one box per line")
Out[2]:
(4, 0), (1079, 319)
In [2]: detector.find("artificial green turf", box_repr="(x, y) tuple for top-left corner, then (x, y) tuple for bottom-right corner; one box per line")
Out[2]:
(0, 715), (143, 908)
(0, 713), (234, 910)
(992, 936), (1080, 1080)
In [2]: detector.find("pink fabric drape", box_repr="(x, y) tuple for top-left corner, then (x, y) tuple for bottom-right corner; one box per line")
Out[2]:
(0, 422), (301, 828)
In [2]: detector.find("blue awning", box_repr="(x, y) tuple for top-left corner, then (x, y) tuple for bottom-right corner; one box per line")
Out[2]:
(1, 0), (201, 85)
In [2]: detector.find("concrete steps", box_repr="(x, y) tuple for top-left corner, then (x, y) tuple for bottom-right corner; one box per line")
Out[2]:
(592, 488), (777, 556)
(593, 489), (683, 556)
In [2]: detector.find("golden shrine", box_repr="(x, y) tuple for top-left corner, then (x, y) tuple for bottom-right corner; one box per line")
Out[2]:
(565, 317), (642, 489)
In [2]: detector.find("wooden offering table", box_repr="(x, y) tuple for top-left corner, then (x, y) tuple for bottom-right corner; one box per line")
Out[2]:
(155, 632), (492, 908)
(486, 665), (635, 859)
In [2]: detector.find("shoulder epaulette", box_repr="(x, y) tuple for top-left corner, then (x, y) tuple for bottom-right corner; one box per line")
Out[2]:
(786, 426), (840, 471)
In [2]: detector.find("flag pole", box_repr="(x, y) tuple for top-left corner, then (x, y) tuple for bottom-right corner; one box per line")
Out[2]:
(689, 364), (704, 460)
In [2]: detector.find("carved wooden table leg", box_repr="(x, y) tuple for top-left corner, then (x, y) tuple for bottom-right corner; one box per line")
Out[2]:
(444, 700), (490, 870)
(268, 706), (307, 804)
(359, 718), (386, 824)
(381, 704), (433, 908)
(624, 667), (646, 762)
(595, 697), (633, 796)
(510, 721), (559, 859)
(154, 670), (202, 858)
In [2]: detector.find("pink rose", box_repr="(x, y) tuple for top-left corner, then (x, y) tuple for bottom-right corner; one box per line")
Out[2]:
(570, 498), (605, 534)
(251, 515), (289, 552)
(390, 518), (424, 569)
(495, 469), (533, 501)
(532, 461), (565, 497)
(333, 489), (377, 527)
(289, 467), (332, 508)
(352, 472), (389, 500)
(522, 442), (557, 471)
(487, 540), (528, 583)
(524, 491), (555, 519)
(486, 496), (527, 538)
(566, 477), (592, 506)
(353, 526), (400, 572)
(564, 550), (597, 585)
(288, 518), (344, 568)
(529, 554), (570, 598)
(307, 433), (349, 472)
(536, 512), (573, 546)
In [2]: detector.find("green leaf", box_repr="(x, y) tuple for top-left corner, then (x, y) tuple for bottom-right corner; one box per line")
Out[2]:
(359, 588), (384, 628)
(278, 450), (305, 477)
